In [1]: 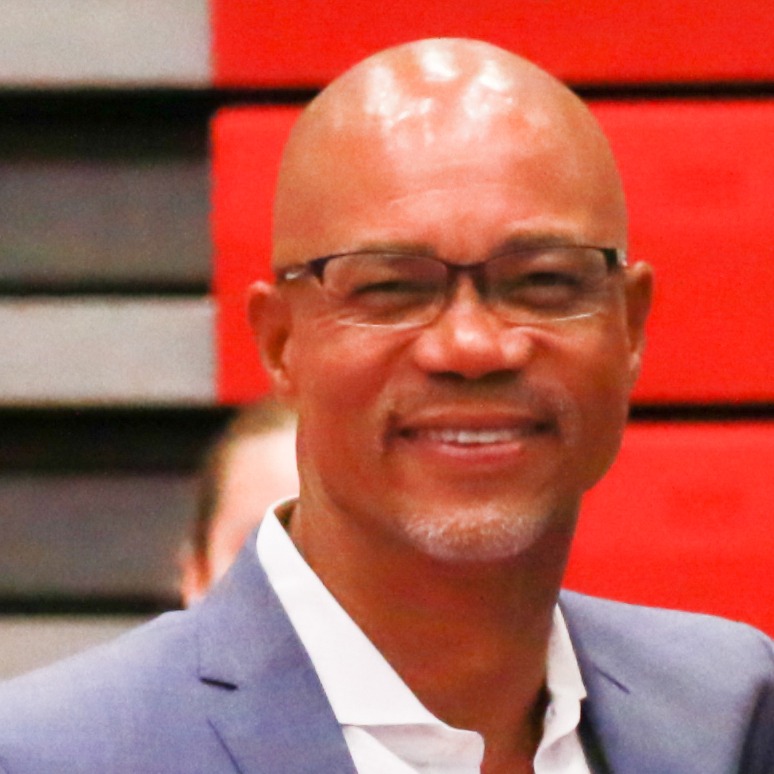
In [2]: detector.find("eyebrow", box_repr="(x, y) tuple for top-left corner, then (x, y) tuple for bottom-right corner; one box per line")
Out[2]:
(340, 229), (586, 260)
(336, 239), (437, 257)
(493, 229), (587, 254)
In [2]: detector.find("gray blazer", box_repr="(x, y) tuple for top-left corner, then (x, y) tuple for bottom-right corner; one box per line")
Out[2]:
(0, 537), (771, 773)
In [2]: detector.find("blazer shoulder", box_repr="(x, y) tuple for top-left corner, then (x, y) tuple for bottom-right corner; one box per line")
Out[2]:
(0, 544), (299, 773)
(0, 608), (228, 772)
(0, 608), (196, 714)
(560, 589), (774, 680)
(561, 590), (774, 773)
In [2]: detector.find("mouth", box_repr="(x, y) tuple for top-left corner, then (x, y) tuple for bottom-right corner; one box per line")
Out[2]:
(392, 406), (557, 465)
(400, 425), (548, 446)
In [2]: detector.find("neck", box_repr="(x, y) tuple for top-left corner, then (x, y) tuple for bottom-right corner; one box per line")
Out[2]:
(287, 498), (574, 759)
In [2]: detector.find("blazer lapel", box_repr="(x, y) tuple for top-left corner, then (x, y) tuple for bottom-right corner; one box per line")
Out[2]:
(195, 539), (358, 774)
(560, 591), (634, 774)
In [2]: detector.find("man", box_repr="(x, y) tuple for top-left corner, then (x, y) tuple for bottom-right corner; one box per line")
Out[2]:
(0, 39), (771, 773)
(180, 399), (297, 604)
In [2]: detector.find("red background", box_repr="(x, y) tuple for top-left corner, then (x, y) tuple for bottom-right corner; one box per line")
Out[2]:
(209, 1), (774, 634)
(212, 0), (774, 86)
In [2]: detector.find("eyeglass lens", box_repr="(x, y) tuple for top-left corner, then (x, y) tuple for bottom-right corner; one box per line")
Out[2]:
(320, 247), (616, 327)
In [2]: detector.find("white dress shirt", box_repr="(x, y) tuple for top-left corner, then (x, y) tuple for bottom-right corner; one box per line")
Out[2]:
(257, 505), (591, 773)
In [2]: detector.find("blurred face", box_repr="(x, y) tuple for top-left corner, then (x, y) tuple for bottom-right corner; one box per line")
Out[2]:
(257, 42), (651, 566)
(182, 426), (298, 604)
(207, 427), (299, 581)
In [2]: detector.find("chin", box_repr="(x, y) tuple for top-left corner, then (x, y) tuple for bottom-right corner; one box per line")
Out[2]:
(399, 503), (560, 564)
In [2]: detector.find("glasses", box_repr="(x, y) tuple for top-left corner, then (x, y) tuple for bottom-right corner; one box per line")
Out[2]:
(276, 245), (627, 329)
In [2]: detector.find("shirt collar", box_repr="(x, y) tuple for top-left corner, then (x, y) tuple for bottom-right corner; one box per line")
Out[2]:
(257, 501), (586, 730)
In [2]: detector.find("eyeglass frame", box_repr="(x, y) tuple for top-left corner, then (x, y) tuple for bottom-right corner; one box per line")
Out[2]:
(275, 245), (628, 328)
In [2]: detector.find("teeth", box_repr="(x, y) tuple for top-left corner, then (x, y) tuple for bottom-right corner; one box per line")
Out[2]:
(425, 428), (521, 445)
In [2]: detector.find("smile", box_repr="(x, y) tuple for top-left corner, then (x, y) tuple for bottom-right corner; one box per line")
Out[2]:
(397, 413), (553, 448)
(419, 428), (530, 445)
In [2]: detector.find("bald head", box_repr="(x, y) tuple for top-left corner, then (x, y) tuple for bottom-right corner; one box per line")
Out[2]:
(272, 38), (626, 268)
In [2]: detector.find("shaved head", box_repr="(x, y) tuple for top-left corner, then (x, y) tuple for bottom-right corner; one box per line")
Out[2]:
(273, 38), (627, 269)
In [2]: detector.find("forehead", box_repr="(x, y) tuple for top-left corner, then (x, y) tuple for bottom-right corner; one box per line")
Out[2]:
(273, 44), (625, 263)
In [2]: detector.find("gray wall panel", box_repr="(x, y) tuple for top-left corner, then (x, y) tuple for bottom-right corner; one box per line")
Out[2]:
(0, 159), (210, 287)
(0, 298), (215, 405)
(0, 473), (196, 598)
(0, 0), (211, 86)
(0, 616), (149, 678)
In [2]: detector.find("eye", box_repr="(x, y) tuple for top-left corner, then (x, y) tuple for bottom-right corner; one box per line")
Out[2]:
(331, 255), (442, 303)
(520, 271), (583, 289)
(489, 246), (611, 311)
(346, 279), (439, 319)
(498, 269), (585, 293)
(350, 278), (434, 295)
(502, 274), (581, 308)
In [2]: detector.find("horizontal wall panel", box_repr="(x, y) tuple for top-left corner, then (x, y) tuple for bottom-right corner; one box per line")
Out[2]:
(0, 113), (210, 289)
(0, 298), (215, 406)
(595, 101), (774, 403)
(1, 407), (232, 473)
(0, 0), (210, 87)
(213, 0), (774, 87)
(566, 422), (774, 636)
(0, 473), (194, 601)
(0, 161), (210, 289)
(212, 101), (774, 404)
(212, 107), (301, 402)
(0, 617), (147, 679)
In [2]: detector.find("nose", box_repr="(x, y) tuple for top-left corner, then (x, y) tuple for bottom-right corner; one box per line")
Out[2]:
(411, 276), (534, 381)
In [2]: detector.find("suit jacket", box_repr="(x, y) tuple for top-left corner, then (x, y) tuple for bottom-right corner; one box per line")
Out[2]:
(0, 538), (771, 773)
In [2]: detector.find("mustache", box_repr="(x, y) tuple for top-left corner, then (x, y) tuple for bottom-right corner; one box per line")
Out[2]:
(387, 376), (579, 427)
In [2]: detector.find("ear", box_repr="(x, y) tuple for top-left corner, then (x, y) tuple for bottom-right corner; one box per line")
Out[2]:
(247, 281), (296, 400)
(623, 261), (654, 386)
(179, 550), (206, 607)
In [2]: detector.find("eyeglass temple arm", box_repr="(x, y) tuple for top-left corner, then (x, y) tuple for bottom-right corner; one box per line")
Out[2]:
(606, 248), (627, 269)
(276, 256), (330, 284)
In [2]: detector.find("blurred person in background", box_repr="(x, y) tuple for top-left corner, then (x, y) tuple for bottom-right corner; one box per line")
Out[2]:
(181, 399), (297, 604)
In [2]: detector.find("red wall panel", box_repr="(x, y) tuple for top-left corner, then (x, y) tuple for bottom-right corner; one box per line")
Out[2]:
(597, 100), (774, 403)
(212, 1), (774, 87)
(212, 101), (774, 404)
(566, 422), (774, 636)
(212, 107), (302, 401)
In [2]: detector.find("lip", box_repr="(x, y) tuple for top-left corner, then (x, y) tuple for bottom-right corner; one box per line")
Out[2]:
(391, 408), (556, 466)
(411, 427), (535, 445)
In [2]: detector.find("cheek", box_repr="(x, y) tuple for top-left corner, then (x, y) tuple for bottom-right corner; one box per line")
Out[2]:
(554, 326), (634, 486)
(286, 322), (397, 452)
